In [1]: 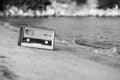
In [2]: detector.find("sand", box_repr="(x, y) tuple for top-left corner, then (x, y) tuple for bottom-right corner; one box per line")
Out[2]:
(0, 17), (120, 80)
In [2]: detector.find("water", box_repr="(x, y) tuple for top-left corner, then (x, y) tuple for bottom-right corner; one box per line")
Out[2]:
(5, 17), (120, 47)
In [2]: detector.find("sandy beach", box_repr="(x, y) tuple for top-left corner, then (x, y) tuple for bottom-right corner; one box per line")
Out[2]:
(0, 17), (120, 80)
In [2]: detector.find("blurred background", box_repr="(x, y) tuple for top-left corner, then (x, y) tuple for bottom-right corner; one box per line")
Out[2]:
(0, 0), (120, 11)
(0, 0), (120, 17)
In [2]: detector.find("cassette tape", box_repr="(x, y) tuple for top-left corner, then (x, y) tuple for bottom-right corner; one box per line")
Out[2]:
(18, 26), (55, 50)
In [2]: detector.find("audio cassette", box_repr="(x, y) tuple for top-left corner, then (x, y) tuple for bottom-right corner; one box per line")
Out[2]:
(18, 26), (55, 50)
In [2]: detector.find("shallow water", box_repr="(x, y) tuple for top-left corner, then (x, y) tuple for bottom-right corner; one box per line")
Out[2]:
(4, 17), (120, 46)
